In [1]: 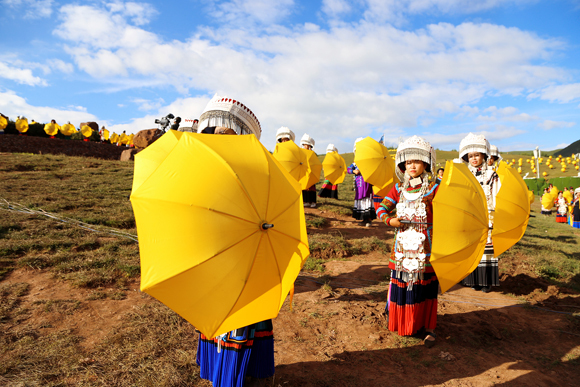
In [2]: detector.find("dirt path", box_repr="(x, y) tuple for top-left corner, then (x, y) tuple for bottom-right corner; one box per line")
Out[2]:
(2, 207), (580, 386)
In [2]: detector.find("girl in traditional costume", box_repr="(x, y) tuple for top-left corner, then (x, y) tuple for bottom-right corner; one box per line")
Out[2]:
(275, 126), (295, 144)
(488, 145), (501, 168)
(300, 134), (317, 208)
(196, 95), (275, 387)
(555, 192), (568, 223)
(376, 136), (439, 347)
(318, 144), (339, 199)
(573, 189), (580, 229)
(348, 137), (376, 226)
(458, 133), (501, 293)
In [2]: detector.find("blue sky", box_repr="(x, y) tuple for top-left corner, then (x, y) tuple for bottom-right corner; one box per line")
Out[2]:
(1, 0), (580, 153)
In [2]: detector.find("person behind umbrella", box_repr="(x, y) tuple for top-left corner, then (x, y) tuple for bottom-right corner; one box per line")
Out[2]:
(348, 137), (376, 227)
(555, 191), (569, 223)
(195, 95), (274, 387)
(376, 135), (439, 347)
(488, 145), (501, 168)
(275, 126), (295, 143)
(572, 189), (580, 229)
(319, 144), (340, 200)
(300, 134), (318, 208)
(458, 133), (501, 293)
(541, 187), (553, 216)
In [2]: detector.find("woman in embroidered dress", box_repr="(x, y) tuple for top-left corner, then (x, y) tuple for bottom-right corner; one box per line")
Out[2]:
(487, 145), (501, 168)
(376, 136), (439, 347)
(319, 144), (340, 200)
(555, 192), (569, 223)
(300, 134), (318, 208)
(348, 137), (376, 227)
(572, 189), (580, 229)
(458, 133), (501, 293)
(196, 96), (275, 387)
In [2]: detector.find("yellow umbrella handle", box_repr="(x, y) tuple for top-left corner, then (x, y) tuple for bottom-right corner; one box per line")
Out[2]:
(400, 219), (432, 225)
(261, 223), (274, 230)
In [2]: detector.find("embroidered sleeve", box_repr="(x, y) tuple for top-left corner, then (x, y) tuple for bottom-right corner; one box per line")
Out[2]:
(347, 163), (357, 174)
(377, 184), (399, 224)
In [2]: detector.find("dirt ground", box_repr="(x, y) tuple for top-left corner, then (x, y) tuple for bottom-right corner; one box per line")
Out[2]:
(2, 206), (580, 386)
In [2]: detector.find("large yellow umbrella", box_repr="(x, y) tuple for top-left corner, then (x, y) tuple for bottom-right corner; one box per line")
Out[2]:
(16, 117), (29, 133)
(353, 137), (399, 197)
(131, 132), (310, 339)
(81, 125), (93, 138)
(492, 162), (530, 257)
(0, 115), (8, 130)
(321, 152), (346, 184)
(431, 161), (489, 293)
(272, 140), (311, 190)
(60, 122), (77, 136)
(44, 122), (59, 136)
(302, 148), (322, 189)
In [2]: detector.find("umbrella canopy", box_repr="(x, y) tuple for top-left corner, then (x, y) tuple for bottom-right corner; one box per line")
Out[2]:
(431, 161), (489, 293)
(81, 125), (93, 138)
(119, 133), (129, 145)
(302, 148), (322, 189)
(110, 132), (119, 144)
(492, 162), (530, 257)
(528, 190), (535, 204)
(353, 137), (399, 197)
(16, 117), (29, 133)
(563, 190), (573, 203)
(60, 123), (77, 136)
(44, 122), (59, 136)
(103, 128), (110, 141)
(131, 132), (310, 338)
(322, 152), (347, 184)
(0, 115), (8, 130)
(272, 140), (311, 190)
(541, 193), (554, 210)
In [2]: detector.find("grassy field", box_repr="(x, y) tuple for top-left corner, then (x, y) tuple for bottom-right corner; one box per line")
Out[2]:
(1, 152), (580, 385)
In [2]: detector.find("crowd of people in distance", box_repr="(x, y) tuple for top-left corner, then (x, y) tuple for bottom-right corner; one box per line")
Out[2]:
(541, 184), (580, 229)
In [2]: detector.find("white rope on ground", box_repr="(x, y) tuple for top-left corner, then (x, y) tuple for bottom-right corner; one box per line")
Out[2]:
(0, 198), (138, 242)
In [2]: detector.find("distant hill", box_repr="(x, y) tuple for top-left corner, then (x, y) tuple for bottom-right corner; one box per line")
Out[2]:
(555, 139), (580, 157)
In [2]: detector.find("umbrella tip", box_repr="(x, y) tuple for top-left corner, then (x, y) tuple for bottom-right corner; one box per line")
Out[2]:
(261, 223), (274, 230)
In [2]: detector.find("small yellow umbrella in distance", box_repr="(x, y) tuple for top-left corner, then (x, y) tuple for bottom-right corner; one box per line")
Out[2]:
(563, 190), (573, 203)
(44, 122), (59, 136)
(81, 125), (93, 138)
(132, 130), (183, 193)
(492, 162), (530, 257)
(131, 132), (310, 339)
(16, 117), (29, 133)
(60, 122), (77, 136)
(302, 148), (323, 189)
(0, 115), (8, 130)
(528, 190), (535, 204)
(353, 137), (399, 197)
(110, 132), (119, 144)
(321, 151), (347, 184)
(103, 128), (110, 141)
(431, 161), (489, 293)
(541, 193), (554, 210)
(119, 133), (129, 145)
(272, 140), (311, 190)
(128, 133), (134, 146)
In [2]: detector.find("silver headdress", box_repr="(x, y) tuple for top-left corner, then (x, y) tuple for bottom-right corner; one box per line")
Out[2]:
(276, 126), (295, 143)
(326, 143), (338, 153)
(459, 133), (490, 163)
(489, 144), (501, 160)
(395, 136), (436, 181)
(198, 95), (261, 140)
(300, 134), (315, 149)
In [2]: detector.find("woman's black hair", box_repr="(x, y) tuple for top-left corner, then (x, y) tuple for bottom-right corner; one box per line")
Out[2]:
(201, 126), (217, 134)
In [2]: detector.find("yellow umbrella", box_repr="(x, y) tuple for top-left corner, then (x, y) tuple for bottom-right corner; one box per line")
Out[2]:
(44, 122), (59, 136)
(110, 132), (119, 144)
(431, 161), (489, 293)
(131, 132), (310, 339)
(563, 190), (573, 203)
(81, 125), (93, 138)
(322, 151), (347, 184)
(60, 123), (77, 136)
(272, 140), (311, 190)
(492, 162), (530, 257)
(353, 137), (399, 197)
(129, 133), (135, 146)
(119, 133), (129, 145)
(16, 117), (29, 133)
(302, 148), (322, 189)
(528, 190), (535, 204)
(103, 128), (110, 141)
(541, 193), (554, 210)
(0, 115), (8, 130)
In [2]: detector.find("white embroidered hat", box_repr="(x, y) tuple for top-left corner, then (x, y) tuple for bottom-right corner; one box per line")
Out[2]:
(395, 135), (436, 181)
(459, 133), (490, 163)
(489, 144), (502, 160)
(275, 126), (295, 143)
(300, 134), (315, 148)
(198, 94), (262, 140)
(326, 144), (338, 153)
(353, 137), (365, 153)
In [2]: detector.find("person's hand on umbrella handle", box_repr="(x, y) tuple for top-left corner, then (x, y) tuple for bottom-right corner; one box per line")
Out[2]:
(354, 169), (361, 175)
(389, 217), (401, 228)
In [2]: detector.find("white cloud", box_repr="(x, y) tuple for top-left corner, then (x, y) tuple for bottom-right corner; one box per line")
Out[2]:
(322, 0), (352, 18)
(3, 0), (54, 19)
(0, 89), (96, 125)
(130, 97), (165, 112)
(537, 120), (576, 130)
(46, 59), (74, 74)
(106, 1), (157, 26)
(537, 83), (580, 103)
(205, 0), (295, 26)
(0, 60), (47, 86)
